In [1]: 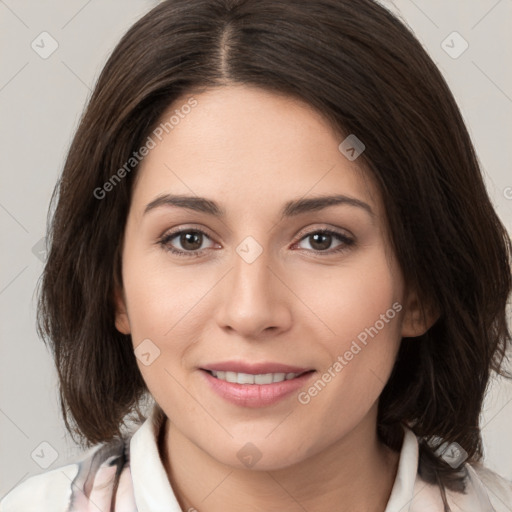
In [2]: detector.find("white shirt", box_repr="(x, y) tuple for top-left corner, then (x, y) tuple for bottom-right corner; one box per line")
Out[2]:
(2, 403), (511, 511)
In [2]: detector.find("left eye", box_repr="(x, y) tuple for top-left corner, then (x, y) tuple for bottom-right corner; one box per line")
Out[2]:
(294, 230), (354, 253)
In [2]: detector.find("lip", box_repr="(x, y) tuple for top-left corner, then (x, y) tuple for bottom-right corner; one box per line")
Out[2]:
(200, 361), (313, 374)
(200, 368), (316, 408)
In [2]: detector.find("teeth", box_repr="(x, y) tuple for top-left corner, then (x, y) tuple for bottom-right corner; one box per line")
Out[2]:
(210, 370), (302, 384)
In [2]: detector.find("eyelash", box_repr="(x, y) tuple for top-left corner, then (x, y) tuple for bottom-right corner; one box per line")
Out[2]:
(157, 227), (355, 258)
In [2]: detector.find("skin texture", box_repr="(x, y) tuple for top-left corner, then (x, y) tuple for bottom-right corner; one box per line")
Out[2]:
(115, 84), (435, 512)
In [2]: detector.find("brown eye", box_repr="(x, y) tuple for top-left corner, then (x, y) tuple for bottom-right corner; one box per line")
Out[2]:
(178, 231), (203, 251)
(308, 232), (333, 251)
(159, 228), (215, 257)
(295, 229), (354, 254)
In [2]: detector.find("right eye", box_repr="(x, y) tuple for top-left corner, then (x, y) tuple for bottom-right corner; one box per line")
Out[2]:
(158, 228), (217, 257)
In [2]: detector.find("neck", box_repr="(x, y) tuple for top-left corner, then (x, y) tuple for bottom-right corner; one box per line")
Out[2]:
(159, 407), (401, 512)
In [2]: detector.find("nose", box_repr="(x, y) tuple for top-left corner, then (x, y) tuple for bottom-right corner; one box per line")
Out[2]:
(214, 248), (293, 339)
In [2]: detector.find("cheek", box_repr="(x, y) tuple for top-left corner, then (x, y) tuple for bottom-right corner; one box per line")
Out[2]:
(121, 249), (225, 404)
(121, 255), (208, 413)
(293, 244), (402, 348)
(122, 249), (210, 341)
(293, 246), (403, 411)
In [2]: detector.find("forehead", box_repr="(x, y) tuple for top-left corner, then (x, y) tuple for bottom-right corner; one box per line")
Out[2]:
(131, 84), (382, 220)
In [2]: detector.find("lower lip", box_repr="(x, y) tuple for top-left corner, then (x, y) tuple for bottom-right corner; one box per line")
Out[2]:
(200, 369), (315, 408)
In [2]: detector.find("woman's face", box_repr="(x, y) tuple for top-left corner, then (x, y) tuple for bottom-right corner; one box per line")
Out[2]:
(116, 84), (425, 470)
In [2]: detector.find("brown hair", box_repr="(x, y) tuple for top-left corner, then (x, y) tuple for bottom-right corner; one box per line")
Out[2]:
(37, 0), (511, 507)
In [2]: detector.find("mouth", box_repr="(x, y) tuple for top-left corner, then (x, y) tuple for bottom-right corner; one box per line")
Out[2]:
(198, 360), (316, 407)
(199, 366), (317, 407)
(201, 368), (315, 385)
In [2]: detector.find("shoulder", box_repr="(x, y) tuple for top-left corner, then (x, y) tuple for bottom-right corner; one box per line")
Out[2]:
(468, 462), (512, 512)
(0, 459), (81, 512)
(0, 438), (129, 512)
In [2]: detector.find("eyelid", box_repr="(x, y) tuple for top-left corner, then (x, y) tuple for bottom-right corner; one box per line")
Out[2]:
(293, 224), (354, 241)
(159, 224), (215, 241)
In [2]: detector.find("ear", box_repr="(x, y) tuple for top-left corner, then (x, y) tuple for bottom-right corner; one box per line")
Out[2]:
(400, 289), (439, 338)
(114, 286), (131, 335)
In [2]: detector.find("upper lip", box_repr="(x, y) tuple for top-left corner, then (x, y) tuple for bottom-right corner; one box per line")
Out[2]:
(201, 361), (314, 375)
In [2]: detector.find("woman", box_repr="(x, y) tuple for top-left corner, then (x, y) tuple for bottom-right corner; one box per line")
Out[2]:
(2, 0), (511, 511)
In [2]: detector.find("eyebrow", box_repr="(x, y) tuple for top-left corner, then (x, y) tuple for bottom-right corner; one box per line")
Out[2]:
(144, 193), (374, 219)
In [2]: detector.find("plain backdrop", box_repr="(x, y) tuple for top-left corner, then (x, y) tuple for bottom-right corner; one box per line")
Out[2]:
(1, 0), (511, 499)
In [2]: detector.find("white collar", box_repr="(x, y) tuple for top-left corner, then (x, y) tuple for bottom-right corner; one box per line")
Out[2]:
(129, 404), (497, 511)
(383, 427), (418, 511)
(130, 404), (182, 512)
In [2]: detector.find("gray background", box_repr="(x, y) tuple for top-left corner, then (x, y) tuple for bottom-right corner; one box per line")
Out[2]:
(1, 0), (511, 499)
